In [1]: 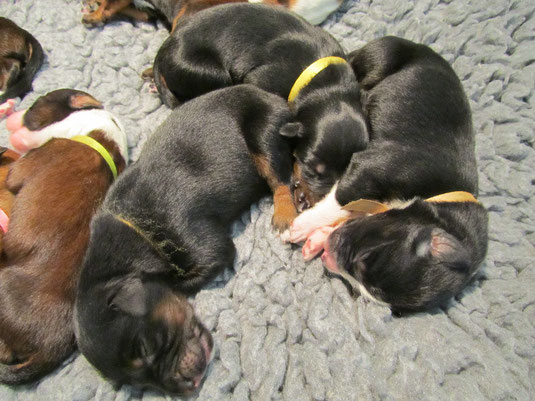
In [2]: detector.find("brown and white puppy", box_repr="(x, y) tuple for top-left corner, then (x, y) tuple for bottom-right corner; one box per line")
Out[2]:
(0, 17), (44, 108)
(81, 0), (343, 29)
(0, 89), (128, 385)
(0, 147), (19, 253)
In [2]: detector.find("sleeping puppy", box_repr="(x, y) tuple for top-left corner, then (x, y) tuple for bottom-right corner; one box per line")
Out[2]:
(0, 89), (128, 385)
(290, 36), (489, 313)
(74, 84), (296, 394)
(152, 3), (368, 206)
(0, 17), (44, 107)
(81, 0), (343, 29)
(0, 148), (19, 253)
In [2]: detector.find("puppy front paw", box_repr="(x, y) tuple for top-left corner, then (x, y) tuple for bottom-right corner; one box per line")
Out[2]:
(302, 226), (335, 261)
(292, 179), (312, 213)
(272, 186), (298, 239)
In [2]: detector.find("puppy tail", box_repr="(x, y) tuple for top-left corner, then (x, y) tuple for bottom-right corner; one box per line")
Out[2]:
(0, 349), (68, 385)
(0, 33), (45, 103)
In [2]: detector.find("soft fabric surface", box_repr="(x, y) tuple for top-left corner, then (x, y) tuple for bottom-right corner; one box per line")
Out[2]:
(0, 0), (534, 400)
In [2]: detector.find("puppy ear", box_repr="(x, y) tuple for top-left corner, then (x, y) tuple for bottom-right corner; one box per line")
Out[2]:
(280, 122), (305, 138)
(108, 278), (148, 317)
(69, 94), (103, 110)
(417, 228), (470, 270)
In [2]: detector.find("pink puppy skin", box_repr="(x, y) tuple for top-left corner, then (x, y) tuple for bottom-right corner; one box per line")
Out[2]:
(302, 226), (335, 261)
(0, 99), (16, 119)
(6, 109), (37, 154)
(320, 239), (340, 273)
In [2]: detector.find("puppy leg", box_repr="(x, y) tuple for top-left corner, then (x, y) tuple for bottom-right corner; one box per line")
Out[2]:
(82, 0), (132, 25)
(251, 154), (297, 238)
(118, 5), (151, 21)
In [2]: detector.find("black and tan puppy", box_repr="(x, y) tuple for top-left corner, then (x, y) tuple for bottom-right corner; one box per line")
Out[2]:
(151, 3), (368, 206)
(0, 89), (127, 384)
(290, 36), (489, 313)
(0, 17), (44, 106)
(81, 0), (343, 29)
(74, 84), (297, 394)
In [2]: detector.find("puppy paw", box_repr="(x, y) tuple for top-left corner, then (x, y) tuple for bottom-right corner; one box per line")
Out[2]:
(302, 226), (335, 261)
(0, 99), (15, 119)
(272, 185), (298, 236)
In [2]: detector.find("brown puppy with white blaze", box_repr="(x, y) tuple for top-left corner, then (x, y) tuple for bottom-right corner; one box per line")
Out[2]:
(0, 17), (44, 109)
(0, 89), (128, 384)
(81, 0), (343, 29)
(290, 37), (489, 313)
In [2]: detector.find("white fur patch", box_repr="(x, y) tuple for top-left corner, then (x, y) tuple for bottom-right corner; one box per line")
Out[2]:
(290, 183), (350, 242)
(27, 109), (129, 163)
(335, 269), (390, 307)
(133, 0), (155, 10)
(290, 0), (342, 25)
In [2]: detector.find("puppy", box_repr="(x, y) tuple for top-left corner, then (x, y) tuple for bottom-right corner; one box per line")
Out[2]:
(152, 3), (368, 206)
(74, 84), (296, 394)
(0, 148), (19, 253)
(81, 0), (343, 29)
(0, 17), (44, 107)
(290, 36), (489, 313)
(0, 89), (128, 384)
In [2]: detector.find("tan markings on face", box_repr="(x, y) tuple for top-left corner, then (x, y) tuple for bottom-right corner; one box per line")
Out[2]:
(152, 294), (187, 327)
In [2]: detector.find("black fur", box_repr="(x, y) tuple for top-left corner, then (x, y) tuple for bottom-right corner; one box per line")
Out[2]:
(324, 36), (489, 312)
(152, 3), (368, 198)
(74, 85), (294, 393)
(0, 17), (44, 103)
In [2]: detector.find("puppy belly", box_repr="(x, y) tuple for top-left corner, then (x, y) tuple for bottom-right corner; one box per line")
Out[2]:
(290, 184), (349, 243)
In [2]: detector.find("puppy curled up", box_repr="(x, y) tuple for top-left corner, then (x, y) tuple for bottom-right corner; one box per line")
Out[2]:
(290, 36), (489, 313)
(151, 3), (369, 202)
(74, 84), (297, 394)
(0, 89), (127, 384)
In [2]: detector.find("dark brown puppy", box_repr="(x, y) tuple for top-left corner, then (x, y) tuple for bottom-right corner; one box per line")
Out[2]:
(81, 0), (342, 29)
(0, 148), (19, 253)
(0, 17), (44, 104)
(0, 90), (128, 385)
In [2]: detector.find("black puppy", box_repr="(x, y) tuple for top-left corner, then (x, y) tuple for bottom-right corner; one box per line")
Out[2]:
(290, 36), (489, 312)
(152, 3), (368, 204)
(74, 84), (297, 394)
(0, 17), (44, 105)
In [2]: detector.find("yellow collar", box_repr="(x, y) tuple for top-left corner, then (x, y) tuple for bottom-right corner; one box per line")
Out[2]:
(115, 215), (185, 276)
(287, 56), (347, 104)
(70, 135), (118, 180)
(342, 191), (479, 216)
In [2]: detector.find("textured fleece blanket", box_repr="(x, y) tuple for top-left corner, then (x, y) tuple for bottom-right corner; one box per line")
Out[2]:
(1, 0), (534, 400)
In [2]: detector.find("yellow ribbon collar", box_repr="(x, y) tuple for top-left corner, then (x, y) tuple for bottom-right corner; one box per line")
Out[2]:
(115, 215), (185, 276)
(288, 56), (348, 105)
(70, 135), (118, 180)
(342, 191), (479, 216)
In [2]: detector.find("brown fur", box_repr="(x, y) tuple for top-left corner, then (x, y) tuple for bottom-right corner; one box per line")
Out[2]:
(252, 153), (297, 232)
(0, 148), (20, 254)
(0, 131), (125, 384)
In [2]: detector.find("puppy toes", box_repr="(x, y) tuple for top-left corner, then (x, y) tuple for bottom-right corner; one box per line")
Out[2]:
(301, 226), (335, 261)
(0, 100), (15, 119)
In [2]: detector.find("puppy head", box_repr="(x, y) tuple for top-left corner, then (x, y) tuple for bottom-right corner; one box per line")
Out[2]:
(281, 102), (368, 210)
(75, 215), (212, 394)
(5, 89), (128, 162)
(323, 201), (483, 312)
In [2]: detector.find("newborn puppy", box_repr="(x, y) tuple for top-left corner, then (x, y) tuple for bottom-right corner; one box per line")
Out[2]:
(0, 89), (128, 384)
(74, 84), (296, 394)
(0, 17), (44, 106)
(81, 0), (343, 29)
(290, 36), (489, 312)
(152, 3), (368, 205)
(0, 148), (19, 253)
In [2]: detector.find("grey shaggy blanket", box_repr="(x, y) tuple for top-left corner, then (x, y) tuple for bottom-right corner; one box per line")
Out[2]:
(1, 0), (534, 400)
